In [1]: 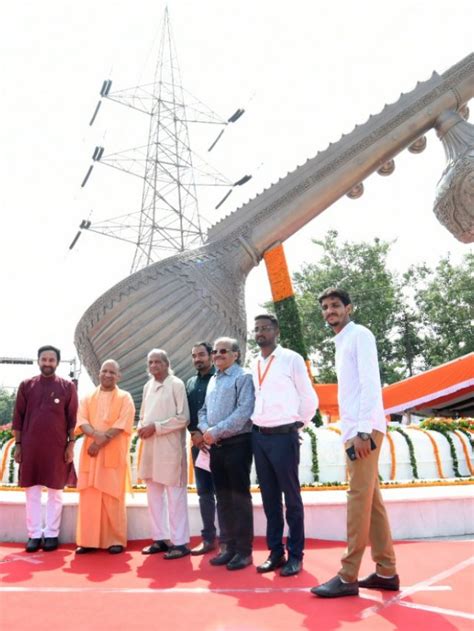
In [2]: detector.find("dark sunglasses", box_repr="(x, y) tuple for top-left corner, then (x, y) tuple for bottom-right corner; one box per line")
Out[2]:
(211, 348), (233, 355)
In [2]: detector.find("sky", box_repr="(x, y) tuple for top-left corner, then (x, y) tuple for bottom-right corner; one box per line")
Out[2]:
(0, 0), (473, 393)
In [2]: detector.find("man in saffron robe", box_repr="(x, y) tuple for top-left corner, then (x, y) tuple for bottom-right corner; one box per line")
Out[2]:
(75, 359), (135, 554)
(13, 345), (78, 552)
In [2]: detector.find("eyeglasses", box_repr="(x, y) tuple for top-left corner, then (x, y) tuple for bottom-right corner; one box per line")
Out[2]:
(254, 325), (274, 333)
(211, 348), (233, 355)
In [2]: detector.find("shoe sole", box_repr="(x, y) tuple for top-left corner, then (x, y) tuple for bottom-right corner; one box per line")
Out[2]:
(359, 584), (399, 591)
(227, 563), (252, 571)
(257, 561), (285, 574)
(311, 590), (359, 598)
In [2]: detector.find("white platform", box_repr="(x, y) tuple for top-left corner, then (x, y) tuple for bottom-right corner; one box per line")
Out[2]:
(0, 485), (473, 543)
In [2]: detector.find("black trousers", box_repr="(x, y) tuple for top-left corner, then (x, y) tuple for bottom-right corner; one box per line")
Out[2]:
(210, 434), (253, 556)
(252, 428), (305, 560)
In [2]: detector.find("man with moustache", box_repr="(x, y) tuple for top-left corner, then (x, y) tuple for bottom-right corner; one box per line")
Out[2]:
(198, 337), (255, 571)
(13, 345), (78, 552)
(312, 288), (398, 598)
(251, 315), (318, 577)
(186, 341), (225, 556)
(75, 359), (135, 554)
(139, 349), (191, 559)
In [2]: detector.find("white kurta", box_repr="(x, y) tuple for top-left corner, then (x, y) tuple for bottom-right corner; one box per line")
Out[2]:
(138, 374), (190, 487)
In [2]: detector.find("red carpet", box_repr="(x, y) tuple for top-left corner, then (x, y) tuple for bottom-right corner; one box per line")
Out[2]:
(1, 537), (473, 630)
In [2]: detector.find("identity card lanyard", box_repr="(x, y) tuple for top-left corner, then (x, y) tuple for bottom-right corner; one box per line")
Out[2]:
(257, 355), (275, 390)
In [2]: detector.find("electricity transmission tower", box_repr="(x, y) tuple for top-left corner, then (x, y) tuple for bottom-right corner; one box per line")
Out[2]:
(70, 7), (249, 274)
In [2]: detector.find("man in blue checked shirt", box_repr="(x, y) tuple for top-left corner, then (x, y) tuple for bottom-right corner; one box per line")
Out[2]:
(198, 337), (255, 571)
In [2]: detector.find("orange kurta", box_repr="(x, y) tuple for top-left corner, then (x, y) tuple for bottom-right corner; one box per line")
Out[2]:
(75, 387), (135, 548)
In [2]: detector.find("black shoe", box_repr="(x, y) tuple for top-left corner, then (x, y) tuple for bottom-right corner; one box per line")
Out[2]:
(311, 575), (359, 598)
(226, 553), (253, 571)
(358, 572), (400, 591)
(257, 554), (286, 573)
(164, 545), (191, 560)
(108, 545), (124, 554)
(209, 549), (235, 566)
(191, 540), (216, 556)
(43, 537), (59, 552)
(25, 538), (42, 553)
(280, 557), (302, 577)
(75, 546), (97, 554)
(141, 540), (170, 555)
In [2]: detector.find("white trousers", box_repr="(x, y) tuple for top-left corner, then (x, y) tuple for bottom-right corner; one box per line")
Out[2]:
(146, 481), (189, 546)
(25, 486), (63, 538)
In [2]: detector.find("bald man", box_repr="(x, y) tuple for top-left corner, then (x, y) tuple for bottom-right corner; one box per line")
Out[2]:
(74, 360), (135, 554)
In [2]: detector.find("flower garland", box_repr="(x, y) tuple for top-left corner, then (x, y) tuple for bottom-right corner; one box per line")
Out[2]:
(393, 427), (419, 479)
(263, 243), (308, 359)
(453, 430), (474, 476)
(129, 433), (139, 465)
(136, 439), (144, 485)
(409, 426), (444, 478)
(420, 420), (461, 478)
(303, 425), (319, 481)
(2, 477), (473, 493)
(8, 454), (15, 484)
(385, 431), (397, 480)
(0, 438), (15, 481)
(457, 428), (474, 450)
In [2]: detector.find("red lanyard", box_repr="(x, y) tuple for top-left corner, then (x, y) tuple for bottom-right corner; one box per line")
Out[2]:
(257, 356), (275, 389)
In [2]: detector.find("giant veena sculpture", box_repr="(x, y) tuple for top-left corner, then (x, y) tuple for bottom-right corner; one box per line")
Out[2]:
(75, 54), (474, 401)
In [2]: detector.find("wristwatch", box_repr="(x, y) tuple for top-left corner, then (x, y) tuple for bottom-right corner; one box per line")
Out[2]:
(357, 432), (370, 441)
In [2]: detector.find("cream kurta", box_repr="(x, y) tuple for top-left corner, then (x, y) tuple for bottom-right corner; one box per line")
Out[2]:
(138, 374), (190, 487)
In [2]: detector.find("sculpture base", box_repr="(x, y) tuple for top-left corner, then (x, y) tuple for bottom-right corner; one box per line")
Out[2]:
(0, 485), (472, 543)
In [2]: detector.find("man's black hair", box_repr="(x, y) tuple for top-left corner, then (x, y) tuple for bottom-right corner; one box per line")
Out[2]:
(254, 313), (279, 328)
(192, 341), (213, 355)
(317, 287), (352, 306)
(37, 345), (61, 362)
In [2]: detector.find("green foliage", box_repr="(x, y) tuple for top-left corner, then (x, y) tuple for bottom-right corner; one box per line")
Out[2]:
(0, 388), (16, 426)
(303, 425), (319, 481)
(292, 231), (473, 383)
(293, 231), (401, 383)
(391, 426), (419, 478)
(409, 253), (474, 369)
(274, 296), (307, 359)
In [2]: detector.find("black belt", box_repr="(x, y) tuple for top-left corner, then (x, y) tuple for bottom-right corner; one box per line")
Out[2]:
(213, 433), (251, 448)
(252, 423), (301, 435)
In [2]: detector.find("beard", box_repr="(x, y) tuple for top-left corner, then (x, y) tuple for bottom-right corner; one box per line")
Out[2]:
(40, 366), (55, 376)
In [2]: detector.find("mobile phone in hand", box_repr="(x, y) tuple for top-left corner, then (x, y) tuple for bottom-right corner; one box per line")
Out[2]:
(345, 436), (377, 461)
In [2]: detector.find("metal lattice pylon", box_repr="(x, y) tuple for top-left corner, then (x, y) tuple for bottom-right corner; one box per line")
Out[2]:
(72, 7), (248, 273)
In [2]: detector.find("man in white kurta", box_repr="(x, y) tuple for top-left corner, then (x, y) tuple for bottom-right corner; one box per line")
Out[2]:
(138, 349), (191, 559)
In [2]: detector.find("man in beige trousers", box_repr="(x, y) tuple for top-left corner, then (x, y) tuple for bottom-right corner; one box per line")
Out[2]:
(312, 288), (399, 598)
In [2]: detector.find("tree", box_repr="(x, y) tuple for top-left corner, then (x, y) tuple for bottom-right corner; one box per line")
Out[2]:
(0, 387), (16, 426)
(412, 253), (474, 368)
(293, 231), (402, 384)
(291, 231), (473, 384)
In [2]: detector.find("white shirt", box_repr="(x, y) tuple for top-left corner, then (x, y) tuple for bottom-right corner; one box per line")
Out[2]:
(251, 345), (318, 427)
(334, 321), (387, 442)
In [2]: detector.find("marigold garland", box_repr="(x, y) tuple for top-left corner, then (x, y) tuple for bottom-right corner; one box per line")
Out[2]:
(0, 438), (14, 480)
(263, 243), (294, 302)
(409, 426), (444, 478)
(385, 431), (397, 480)
(2, 478), (473, 493)
(453, 430), (474, 475)
(393, 427), (419, 479)
(303, 425), (319, 481)
(136, 439), (144, 485)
